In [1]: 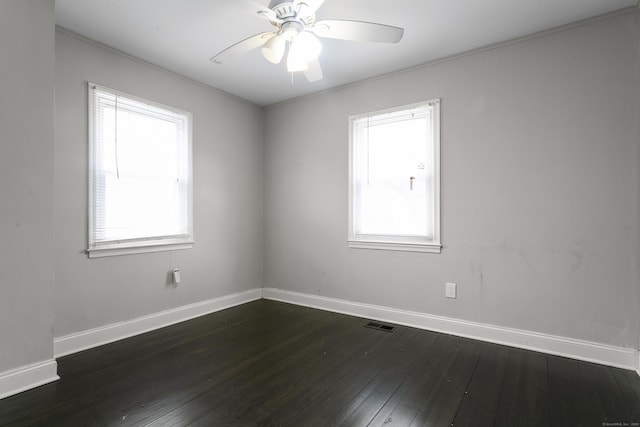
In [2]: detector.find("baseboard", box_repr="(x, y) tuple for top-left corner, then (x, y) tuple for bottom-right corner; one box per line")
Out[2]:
(0, 359), (59, 400)
(54, 288), (262, 358)
(263, 287), (639, 371)
(51, 286), (640, 374)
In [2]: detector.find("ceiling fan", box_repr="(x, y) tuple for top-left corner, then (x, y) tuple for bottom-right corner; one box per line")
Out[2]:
(210, 0), (404, 82)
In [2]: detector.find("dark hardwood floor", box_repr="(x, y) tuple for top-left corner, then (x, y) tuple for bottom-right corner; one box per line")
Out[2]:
(1, 300), (639, 426)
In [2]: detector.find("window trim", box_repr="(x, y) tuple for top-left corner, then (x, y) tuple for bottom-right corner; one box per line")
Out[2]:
(87, 82), (194, 258)
(347, 99), (441, 254)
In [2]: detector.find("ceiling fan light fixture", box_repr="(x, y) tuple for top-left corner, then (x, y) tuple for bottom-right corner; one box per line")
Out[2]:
(261, 34), (286, 64)
(287, 42), (309, 72)
(296, 31), (322, 60)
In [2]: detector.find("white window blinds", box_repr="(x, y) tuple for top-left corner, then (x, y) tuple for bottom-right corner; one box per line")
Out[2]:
(88, 83), (193, 257)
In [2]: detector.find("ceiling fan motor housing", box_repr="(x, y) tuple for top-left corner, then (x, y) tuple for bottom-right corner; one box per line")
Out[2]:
(268, 1), (316, 26)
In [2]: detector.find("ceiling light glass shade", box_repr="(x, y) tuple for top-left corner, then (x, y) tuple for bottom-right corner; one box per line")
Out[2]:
(287, 41), (309, 72)
(296, 31), (322, 61)
(262, 34), (286, 64)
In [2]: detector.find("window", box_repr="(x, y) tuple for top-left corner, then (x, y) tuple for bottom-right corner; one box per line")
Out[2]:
(88, 83), (193, 258)
(348, 100), (441, 253)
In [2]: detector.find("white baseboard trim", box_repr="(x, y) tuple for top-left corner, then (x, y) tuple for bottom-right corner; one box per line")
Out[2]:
(0, 359), (59, 400)
(263, 287), (640, 372)
(54, 288), (263, 358)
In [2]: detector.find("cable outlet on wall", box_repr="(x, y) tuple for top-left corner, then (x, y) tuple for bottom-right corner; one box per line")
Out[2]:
(445, 282), (457, 299)
(172, 268), (181, 284)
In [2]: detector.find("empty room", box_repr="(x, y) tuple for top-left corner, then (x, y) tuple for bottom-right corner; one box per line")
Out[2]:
(1, 0), (640, 425)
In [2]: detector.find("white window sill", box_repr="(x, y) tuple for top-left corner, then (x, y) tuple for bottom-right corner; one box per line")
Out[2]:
(88, 240), (194, 258)
(348, 240), (441, 253)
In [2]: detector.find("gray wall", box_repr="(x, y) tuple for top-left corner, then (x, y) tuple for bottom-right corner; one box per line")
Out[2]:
(54, 31), (264, 337)
(636, 9), (640, 351)
(0, 0), (56, 371)
(264, 11), (640, 349)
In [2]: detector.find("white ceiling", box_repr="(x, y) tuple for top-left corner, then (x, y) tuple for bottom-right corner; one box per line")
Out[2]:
(55, 0), (637, 106)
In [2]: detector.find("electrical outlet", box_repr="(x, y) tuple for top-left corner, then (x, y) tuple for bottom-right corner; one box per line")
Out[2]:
(445, 282), (457, 299)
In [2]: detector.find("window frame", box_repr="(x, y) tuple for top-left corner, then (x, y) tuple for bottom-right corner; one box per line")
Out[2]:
(87, 82), (194, 258)
(348, 99), (441, 254)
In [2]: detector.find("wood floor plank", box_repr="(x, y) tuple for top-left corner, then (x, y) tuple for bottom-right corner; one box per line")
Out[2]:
(197, 316), (396, 426)
(451, 342), (509, 427)
(248, 329), (408, 426)
(407, 338), (481, 426)
(146, 310), (367, 425)
(337, 330), (439, 427)
(132, 304), (344, 424)
(577, 362), (631, 423)
(611, 368), (640, 420)
(104, 303), (327, 425)
(235, 325), (416, 426)
(277, 326), (421, 426)
(494, 347), (550, 427)
(247, 327), (411, 426)
(367, 334), (463, 426)
(547, 355), (606, 427)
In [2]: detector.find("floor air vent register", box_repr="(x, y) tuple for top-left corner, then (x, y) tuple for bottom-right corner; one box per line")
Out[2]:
(364, 321), (395, 332)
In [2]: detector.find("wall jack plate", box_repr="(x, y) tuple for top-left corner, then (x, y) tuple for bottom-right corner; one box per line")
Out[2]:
(445, 282), (457, 299)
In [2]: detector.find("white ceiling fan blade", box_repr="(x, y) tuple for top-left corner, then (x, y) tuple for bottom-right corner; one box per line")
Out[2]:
(293, 0), (326, 16)
(310, 20), (404, 43)
(303, 58), (323, 82)
(210, 32), (274, 64)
